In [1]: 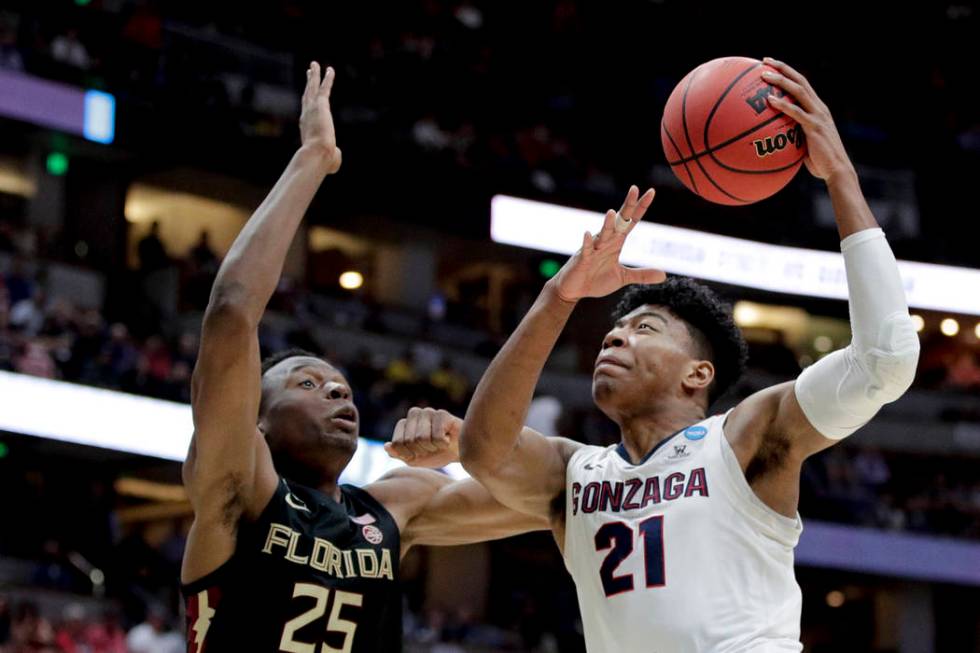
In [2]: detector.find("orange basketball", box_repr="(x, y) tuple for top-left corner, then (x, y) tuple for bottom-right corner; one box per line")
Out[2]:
(661, 56), (807, 205)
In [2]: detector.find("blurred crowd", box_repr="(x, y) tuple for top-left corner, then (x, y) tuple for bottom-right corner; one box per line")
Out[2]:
(1, 2), (979, 259)
(0, 598), (183, 653)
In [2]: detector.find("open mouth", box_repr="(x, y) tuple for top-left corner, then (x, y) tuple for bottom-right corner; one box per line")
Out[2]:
(329, 406), (358, 432)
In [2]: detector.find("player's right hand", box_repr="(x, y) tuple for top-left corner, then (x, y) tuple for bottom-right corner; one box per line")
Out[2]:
(761, 57), (853, 183)
(551, 185), (665, 303)
(384, 407), (461, 469)
(300, 61), (342, 174)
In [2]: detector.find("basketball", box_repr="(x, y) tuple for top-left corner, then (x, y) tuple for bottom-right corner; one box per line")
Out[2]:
(661, 56), (807, 205)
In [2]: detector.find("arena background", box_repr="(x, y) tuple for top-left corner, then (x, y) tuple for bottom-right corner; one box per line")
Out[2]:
(1, 1), (979, 651)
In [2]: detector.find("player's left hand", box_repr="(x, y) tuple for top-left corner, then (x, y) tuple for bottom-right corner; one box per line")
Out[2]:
(761, 57), (854, 182)
(384, 407), (460, 468)
(550, 185), (666, 303)
(300, 61), (342, 174)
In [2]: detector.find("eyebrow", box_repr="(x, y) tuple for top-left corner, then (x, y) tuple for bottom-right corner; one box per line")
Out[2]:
(288, 362), (330, 376)
(616, 311), (669, 329)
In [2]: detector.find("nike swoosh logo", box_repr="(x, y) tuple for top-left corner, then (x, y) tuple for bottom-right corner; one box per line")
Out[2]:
(285, 493), (311, 513)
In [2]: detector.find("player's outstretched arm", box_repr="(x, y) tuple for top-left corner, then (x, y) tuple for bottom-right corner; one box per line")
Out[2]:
(182, 63), (341, 581)
(459, 188), (665, 520)
(372, 408), (549, 553)
(726, 59), (919, 468)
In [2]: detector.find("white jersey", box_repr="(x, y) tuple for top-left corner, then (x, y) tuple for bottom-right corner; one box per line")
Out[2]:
(563, 412), (803, 653)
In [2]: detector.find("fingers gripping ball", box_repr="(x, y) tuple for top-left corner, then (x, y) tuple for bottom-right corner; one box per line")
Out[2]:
(661, 56), (807, 205)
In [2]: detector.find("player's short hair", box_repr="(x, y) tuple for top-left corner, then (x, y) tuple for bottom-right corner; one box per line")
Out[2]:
(260, 348), (326, 377)
(613, 277), (748, 405)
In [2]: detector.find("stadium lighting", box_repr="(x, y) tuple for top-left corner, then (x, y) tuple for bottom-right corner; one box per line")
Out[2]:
(491, 195), (980, 316)
(813, 336), (833, 353)
(339, 271), (364, 290)
(733, 301), (762, 327)
(910, 314), (925, 332)
(539, 259), (561, 278)
(940, 318), (960, 337)
(0, 370), (466, 485)
(825, 591), (845, 608)
(46, 152), (69, 176)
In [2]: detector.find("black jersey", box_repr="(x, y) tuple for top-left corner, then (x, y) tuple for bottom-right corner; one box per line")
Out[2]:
(182, 478), (401, 652)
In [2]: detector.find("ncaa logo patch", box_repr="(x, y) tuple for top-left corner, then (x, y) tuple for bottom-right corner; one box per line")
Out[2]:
(362, 524), (384, 544)
(684, 425), (708, 441)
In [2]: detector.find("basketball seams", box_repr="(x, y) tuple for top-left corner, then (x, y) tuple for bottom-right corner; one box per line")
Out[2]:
(662, 122), (699, 194)
(680, 65), (749, 204)
(703, 63), (805, 175)
(665, 113), (794, 166)
(702, 62), (761, 154)
(701, 63), (804, 175)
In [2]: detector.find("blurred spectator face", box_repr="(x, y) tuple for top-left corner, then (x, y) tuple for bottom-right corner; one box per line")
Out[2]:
(61, 603), (85, 636)
(109, 323), (129, 342)
(178, 332), (198, 357)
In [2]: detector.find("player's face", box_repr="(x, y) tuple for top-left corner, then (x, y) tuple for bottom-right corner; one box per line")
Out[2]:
(261, 357), (360, 462)
(592, 305), (700, 419)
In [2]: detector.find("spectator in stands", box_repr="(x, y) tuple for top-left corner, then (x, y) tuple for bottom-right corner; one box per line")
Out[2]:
(95, 322), (139, 389)
(525, 394), (563, 437)
(53, 603), (87, 653)
(853, 447), (892, 493)
(125, 605), (182, 653)
(14, 341), (56, 379)
(428, 357), (469, 407)
(385, 347), (420, 385)
(0, 14), (23, 72)
(2, 257), (33, 306)
(137, 334), (172, 397)
(50, 27), (92, 70)
(945, 350), (980, 392)
(0, 287), (12, 371)
(8, 601), (56, 652)
(8, 287), (44, 337)
(0, 596), (10, 649)
(83, 610), (126, 653)
(137, 222), (169, 273)
(188, 230), (218, 273)
(0, 219), (16, 252)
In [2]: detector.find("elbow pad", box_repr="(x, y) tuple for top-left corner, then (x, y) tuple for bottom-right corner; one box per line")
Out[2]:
(794, 228), (920, 440)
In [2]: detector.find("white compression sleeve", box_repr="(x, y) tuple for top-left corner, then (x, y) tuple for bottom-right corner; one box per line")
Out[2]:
(794, 228), (920, 440)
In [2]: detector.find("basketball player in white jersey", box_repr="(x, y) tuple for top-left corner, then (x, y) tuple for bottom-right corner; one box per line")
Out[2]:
(457, 58), (921, 651)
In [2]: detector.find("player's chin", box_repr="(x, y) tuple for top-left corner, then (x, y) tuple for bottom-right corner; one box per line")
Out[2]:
(320, 428), (359, 453)
(591, 376), (620, 405)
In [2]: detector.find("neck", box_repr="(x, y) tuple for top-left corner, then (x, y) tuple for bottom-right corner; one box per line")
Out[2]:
(314, 478), (343, 503)
(277, 454), (351, 503)
(616, 401), (706, 464)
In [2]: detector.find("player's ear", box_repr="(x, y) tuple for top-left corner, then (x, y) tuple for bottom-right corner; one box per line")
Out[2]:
(681, 359), (714, 393)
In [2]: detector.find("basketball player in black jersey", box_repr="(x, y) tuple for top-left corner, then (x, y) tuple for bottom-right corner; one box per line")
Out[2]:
(180, 63), (546, 652)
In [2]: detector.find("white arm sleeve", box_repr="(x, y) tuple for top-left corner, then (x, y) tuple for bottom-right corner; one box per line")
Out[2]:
(794, 228), (920, 440)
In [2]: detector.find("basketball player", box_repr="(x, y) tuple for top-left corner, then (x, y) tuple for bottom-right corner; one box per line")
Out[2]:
(459, 57), (920, 651)
(180, 63), (546, 652)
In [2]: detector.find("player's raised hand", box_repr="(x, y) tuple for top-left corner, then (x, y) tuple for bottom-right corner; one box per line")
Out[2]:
(300, 61), (342, 174)
(552, 185), (665, 303)
(384, 407), (461, 469)
(761, 57), (853, 182)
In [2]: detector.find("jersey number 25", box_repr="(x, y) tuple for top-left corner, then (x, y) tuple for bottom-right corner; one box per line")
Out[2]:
(280, 583), (362, 653)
